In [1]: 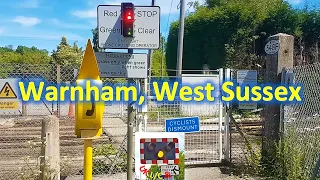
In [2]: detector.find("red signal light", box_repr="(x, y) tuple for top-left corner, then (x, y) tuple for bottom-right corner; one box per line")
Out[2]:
(126, 11), (133, 20)
(121, 2), (134, 37)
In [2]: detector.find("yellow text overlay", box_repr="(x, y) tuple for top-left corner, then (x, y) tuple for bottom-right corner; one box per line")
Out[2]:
(17, 81), (303, 104)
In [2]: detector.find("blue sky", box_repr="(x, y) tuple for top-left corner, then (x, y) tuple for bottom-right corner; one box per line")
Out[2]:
(0, 0), (317, 53)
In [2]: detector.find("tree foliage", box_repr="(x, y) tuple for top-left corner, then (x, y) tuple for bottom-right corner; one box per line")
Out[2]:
(91, 27), (104, 52)
(0, 36), (83, 67)
(51, 36), (83, 66)
(166, 0), (320, 74)
(0, 45), (51, 64)
(0, 36), (84, 82)
(151, 35), (168, 76)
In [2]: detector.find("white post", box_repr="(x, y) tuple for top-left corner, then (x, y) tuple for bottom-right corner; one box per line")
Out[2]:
(144, 113), (148, 132)
(218, 68), (223, 161)
(40, 115), (60, 180)
(224, 68), (231, 161)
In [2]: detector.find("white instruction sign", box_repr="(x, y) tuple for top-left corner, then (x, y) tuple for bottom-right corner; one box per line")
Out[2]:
(161, 165), (180, 175)
(97, 5), (160, 49)
(237, 70), (258, 110)
(265, 40), (280, 55)
(95, 52), (147, 78)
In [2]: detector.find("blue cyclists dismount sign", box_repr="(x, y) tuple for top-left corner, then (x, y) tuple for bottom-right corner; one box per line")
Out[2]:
(165, 117), (200, 133)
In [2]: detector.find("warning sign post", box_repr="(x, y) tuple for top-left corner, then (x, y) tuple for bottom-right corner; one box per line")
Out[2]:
(0, 82), (18, 98)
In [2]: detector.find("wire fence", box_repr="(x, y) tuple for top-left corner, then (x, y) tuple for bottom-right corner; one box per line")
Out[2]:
(228, 69), (263, 175)
(282, 62), (320, 179)
(228, 62), (320, 178)
(0, 63), (133, 179)
(0, 63), (227, 179)
(2, 61), (319, 179)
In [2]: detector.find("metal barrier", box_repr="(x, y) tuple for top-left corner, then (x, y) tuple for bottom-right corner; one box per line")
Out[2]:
(143, 69), (225, 165)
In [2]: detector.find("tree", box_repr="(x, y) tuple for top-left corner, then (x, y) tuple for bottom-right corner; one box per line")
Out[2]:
(165, 0), (320, 73)
(0, 45), (14, 53)
(92, 27), (104, 52)
(0, 45), (51, 64)
(51, 37), (83, 66)
(302, 10), (320, 63)
(151, 49), (167, 76)
(151, 34), (167, 76)
(0, 51), (22, 63)
(14, 45), (51, 64)
(205, 0), (225, 8)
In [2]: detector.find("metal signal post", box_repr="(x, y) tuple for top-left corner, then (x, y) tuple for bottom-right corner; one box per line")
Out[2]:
(127, 48), (134, 180)
(97, 1), (160, 179)
(121, 2), (135, 180)
(121, 3), (135, 37)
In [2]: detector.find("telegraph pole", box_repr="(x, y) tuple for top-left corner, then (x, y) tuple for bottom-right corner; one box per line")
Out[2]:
(149, 0), (156, 64)
(176, 0), (185, 77)
(147, 0), (156, 96)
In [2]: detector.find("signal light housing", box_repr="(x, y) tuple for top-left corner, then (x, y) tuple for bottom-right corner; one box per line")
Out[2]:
(140, 138), (180, 165)
(121, 2), (134, 37)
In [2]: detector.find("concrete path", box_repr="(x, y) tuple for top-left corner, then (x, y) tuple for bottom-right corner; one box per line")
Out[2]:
(64, 167), (260, 180)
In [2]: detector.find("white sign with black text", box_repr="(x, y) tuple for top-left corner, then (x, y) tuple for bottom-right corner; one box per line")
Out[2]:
(265, 40), (280, 55)
(97, 5), (160, 49)
(161, 165), (180, 176)
(95, 52), (147, 78)
(237, 70), (258, 110)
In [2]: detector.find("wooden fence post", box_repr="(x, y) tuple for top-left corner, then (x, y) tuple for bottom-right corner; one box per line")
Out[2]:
(40, 115), (60, 180)
(262, 33), (294, 167)
(22, 102), (27, 116)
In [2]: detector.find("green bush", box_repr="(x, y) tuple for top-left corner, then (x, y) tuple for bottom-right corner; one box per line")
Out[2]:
(264, 127), (320, 180)
(92, 144), (127, 175)
(175, 151), (185, 180)
(147, 151), (185, 180)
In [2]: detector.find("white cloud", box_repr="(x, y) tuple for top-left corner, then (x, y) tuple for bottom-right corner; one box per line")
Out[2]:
(49, 19), (91, 29)
(18, 0), (39, 8)
(13, 16), (41, 26)
(286, 0), (303, 4)
(71, 9), (97, 19)
(71, 0), (204, 18)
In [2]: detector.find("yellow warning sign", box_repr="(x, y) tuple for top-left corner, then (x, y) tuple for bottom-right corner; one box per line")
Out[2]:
(0, 82), (17, 99)
(0, 100), (18, 110)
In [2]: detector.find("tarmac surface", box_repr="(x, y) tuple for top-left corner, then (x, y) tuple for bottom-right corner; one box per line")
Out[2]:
(64, 167), (246, 180)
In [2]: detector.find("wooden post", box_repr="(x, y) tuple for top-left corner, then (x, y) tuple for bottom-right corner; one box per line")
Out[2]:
(22, 102), (27, 116)
(40, 115), (60, 180)
(262, 33), (294, 167)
